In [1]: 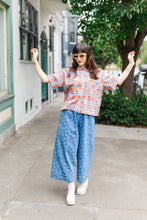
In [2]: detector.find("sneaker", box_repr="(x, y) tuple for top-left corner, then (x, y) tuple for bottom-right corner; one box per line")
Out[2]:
(66, 182), (75, 206)
(77, 178), (88, 195)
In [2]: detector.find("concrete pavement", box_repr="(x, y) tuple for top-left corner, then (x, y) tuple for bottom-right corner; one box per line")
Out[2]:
(0, 92), (147, 220)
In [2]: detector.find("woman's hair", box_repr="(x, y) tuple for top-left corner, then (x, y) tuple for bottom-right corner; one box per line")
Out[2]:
(72, 42), (99, 79)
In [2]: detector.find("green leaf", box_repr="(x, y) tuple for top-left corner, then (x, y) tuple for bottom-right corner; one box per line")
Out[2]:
(62, 0), (67, 4)
(97, 90), (147, 127)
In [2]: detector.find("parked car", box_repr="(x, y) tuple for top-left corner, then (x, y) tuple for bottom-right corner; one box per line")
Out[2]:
(134, 64), (147, 93)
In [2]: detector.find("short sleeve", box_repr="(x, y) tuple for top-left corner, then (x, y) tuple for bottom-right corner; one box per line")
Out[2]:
(101, 70), (118, 91)
(48, 69), (65, 90)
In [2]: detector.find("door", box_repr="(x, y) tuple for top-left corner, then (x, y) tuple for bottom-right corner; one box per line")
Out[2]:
(40, 32), (48, 101)
(48, 53), (52, 103)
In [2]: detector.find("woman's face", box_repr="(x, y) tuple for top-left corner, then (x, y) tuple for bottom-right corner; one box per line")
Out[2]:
(72, 51), (87, 69)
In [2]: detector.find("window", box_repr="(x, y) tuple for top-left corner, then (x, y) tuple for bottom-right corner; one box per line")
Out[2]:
(49, 26), (54, 51)
(19, 0), (38, 61)
(0, 3), (7, 97)
(70, 21), (76, 43)
(25, 100), (28, 113)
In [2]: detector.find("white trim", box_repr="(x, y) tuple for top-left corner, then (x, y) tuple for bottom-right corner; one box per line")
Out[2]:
(19, 60), (35, 64)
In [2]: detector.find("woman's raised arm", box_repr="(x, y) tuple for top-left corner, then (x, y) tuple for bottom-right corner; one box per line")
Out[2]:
(31, 48), (50, 83)
(117, 51), (135, 86)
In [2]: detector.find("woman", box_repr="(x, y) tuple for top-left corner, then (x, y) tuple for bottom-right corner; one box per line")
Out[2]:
(31, 42), (135, 206)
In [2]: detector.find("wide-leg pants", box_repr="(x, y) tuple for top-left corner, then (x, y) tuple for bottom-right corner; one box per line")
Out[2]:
(50, 110), (95, 183)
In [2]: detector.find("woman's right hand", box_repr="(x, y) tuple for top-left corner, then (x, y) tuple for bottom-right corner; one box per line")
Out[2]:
(31, 48), (38, 63)
(128, 51), (135, 65)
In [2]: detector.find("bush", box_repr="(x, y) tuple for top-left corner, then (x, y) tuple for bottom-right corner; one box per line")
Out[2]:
(96, 89), (147, 127)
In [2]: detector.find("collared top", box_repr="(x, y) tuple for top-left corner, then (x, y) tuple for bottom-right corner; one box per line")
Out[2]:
(48, 66), (118, 116)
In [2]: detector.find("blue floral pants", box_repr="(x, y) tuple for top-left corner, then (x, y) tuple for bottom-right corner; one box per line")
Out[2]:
(50, 110), (95, 183)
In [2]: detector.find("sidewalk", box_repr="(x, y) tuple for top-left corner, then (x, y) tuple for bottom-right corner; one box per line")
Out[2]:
(0, 92), (147, 220)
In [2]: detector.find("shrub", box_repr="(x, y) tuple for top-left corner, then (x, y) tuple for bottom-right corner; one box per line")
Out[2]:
(96, 89), (147, 127)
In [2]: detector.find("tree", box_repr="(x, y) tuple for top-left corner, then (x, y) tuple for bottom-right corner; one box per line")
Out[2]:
(69, 0), (147, 99)
(83, 35), (119, 69)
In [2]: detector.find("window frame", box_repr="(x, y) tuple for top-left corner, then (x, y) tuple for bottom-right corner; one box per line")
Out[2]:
(19, 0), (38, 61)
(0, 3), (8, 98)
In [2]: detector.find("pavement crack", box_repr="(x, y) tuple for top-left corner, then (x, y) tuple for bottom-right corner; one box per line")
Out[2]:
(99, 206), (147, 212)
(2, 200), (99, 217)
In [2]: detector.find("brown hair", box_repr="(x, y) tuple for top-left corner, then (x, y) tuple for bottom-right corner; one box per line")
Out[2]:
(72, 42), (99, 79)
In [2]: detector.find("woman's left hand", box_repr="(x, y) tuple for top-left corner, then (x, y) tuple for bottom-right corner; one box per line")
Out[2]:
(30, 48), (38, 64)
(128, 51), (135, 65)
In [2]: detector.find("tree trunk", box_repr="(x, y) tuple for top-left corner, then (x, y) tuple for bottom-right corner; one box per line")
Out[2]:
(101, 58), (112, 70)
(101, 58), (106, 70)
(120, 53), (136, 99)
(117, 29), (147, 99)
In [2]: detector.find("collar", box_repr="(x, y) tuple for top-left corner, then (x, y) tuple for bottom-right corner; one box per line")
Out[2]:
(77, 65), (88, 71)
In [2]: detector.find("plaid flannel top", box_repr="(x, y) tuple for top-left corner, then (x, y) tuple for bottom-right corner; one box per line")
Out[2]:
(48, 66), (118, 116)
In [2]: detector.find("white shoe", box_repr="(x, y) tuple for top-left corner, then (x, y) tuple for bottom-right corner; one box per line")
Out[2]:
(66, 182), (75, 206)
(77, 179), (88, 195)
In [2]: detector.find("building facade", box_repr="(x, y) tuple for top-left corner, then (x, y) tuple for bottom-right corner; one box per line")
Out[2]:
(0, 0), (14, 143)
(59, 10), (78, 92)
(62, 10), (78, 68)
(0, 0), (69, 144)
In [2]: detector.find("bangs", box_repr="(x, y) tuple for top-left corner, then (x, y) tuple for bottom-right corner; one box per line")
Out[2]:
(72, 42), (88, 54)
